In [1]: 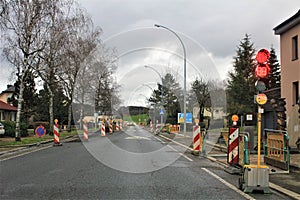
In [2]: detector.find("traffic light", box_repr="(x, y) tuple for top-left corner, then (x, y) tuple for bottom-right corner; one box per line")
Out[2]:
(255, 49), (271, 92)
(276, 98), (287, 131)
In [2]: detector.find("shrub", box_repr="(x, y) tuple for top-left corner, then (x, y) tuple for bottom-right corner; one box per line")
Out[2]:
(1, 121), (28, 137)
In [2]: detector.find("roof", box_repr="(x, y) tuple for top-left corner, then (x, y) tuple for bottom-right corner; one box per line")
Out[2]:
(0, 100), (17, 111)
(274, 9), (300, 35)
(1, 85), (15, 93)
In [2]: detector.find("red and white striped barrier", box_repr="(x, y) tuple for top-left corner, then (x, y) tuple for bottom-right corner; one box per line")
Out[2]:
(155, 120), (159, 134)
(54, 123), (60, 145)
(101, 124), (106, 136)
(116, 124), (120, 131)
(193, 126), (200, 154)
(120, 122), (122, 130)
(109, 123), (113, 133)
(228, 127), (239, 165)
(83, 123), (88, 141)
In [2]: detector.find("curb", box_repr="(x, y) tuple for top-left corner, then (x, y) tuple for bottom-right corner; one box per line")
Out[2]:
(0, 135), (78, 156)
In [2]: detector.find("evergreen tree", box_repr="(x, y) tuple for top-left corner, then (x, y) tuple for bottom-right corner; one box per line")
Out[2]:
(8, 70), (38, 126)
(226, 34), (256, 115)
(267, 47), (281, 89)
(148, 73), (182, 123)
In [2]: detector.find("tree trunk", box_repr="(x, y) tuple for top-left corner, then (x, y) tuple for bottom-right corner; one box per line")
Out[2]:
(67, 102), (72, 132)
(47, 84), (54, 134)
(15, 78), (25, 141)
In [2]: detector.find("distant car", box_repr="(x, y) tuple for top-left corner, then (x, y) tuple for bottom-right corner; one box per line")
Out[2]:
(0, 122), (5, 136)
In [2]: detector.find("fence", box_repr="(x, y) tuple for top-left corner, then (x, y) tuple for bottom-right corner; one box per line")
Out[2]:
(264, 129), (290, 170)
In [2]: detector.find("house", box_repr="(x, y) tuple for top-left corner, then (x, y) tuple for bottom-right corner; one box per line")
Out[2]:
(0, 100), (17, 121)
(0, 85), (15, 104)
(274, 9), (300, 148)
(0, 85), (17, 121)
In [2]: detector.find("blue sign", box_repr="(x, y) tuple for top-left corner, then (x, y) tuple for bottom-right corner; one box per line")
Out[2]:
(35, 125), (46, 138)
(160, 109), (164, 115)
(178, 113), (193, 123)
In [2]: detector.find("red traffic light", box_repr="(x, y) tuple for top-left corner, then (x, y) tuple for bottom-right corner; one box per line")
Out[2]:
(255, 64), (270, 78)
(256, 49), (270, 64)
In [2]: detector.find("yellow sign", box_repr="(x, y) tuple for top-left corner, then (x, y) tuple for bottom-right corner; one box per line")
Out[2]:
(54, 119), (58, 124)
(231, 114), (239, 122)
(194, 118), (199, 125)
(256, 93), (268, 105)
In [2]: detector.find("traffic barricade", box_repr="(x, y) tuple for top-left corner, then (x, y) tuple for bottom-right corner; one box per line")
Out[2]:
(264, 129), (290, 170)
(169, 124), (180, 133)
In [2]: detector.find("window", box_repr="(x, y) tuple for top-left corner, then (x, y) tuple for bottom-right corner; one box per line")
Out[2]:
(293, 81), (299, 106)
(292, 35), (298, 60)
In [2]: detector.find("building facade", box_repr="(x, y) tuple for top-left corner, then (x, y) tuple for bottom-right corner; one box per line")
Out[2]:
(274, 9), (300, 148)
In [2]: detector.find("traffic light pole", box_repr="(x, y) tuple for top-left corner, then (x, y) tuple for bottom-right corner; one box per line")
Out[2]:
(257, 105), (262, 168)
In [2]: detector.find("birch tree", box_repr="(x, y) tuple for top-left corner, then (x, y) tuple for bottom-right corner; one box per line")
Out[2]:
(0, 0), (51, 141)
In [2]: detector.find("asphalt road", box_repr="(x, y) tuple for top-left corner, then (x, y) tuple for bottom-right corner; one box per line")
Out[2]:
(0, 126), (292, 199)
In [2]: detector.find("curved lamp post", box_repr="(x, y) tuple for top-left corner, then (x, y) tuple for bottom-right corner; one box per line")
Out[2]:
(154, 24), (187, 136)
(144, 65), (164, 125)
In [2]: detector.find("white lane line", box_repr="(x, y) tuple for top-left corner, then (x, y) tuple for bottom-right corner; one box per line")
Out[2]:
(159, 134), (193, 151)
(153, 134), (193, 162)
(0, 146), (52, 161)
(202, 168), (255, 200)
(167, 145), (193, 162)
(152, 135), (166, 144)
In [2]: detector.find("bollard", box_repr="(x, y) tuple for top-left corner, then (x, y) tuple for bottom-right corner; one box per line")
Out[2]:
(83, 123), (88, 141)
(53, 119), (62, 146)
(109, 123), (113, 134)
(101, 124), (106, 137)
(192, 125), (200, 155)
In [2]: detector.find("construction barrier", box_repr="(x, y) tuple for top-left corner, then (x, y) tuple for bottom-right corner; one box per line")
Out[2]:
(193, 126), (201, 155)
(101, 124), (106, 137)
(83, 123), (88, 141)
(53, 122), (61, 146)
(169, 125), (180, 133)
(227, 126), (239, 165)
(264, 129), (290, 170)
(155, 120), (159, 134)
(109, 123), (113, 134)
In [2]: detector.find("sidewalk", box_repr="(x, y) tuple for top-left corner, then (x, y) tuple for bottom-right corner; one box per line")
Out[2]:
(155, 130), (300, 199)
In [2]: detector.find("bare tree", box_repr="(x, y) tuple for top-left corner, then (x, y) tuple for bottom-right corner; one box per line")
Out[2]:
(0, 0), (51, 141)
(58, 5), (101, 131)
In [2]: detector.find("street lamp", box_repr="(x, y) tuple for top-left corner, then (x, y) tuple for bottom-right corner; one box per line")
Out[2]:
(144, 65), (164, 125)
(154, 24), (187, 136)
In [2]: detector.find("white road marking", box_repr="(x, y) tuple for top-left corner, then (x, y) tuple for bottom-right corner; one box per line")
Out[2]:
(159, 134), (193, 151)
(202, 167), (255, 200)
(0, 146), (52, 161)
(167, 145), (193, 162)
(125, 136), (151, 140)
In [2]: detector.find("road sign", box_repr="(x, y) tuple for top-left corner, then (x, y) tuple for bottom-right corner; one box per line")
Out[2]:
(35, 125), (46, 138)
(256, 93), (268, 105)
(177, 113), (193, 123)
(231, 114), (239, 122)
(160, 109), (164, 115)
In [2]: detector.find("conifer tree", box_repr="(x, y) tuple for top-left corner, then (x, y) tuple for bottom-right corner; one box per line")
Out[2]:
(267, 47), (281, 89)
(226, 34), (256, 115)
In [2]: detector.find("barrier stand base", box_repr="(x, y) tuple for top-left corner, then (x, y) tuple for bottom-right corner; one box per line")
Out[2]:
(239, 165), (271, 194)
(191, 150), (200, 156)
(53, 143), (63, 147)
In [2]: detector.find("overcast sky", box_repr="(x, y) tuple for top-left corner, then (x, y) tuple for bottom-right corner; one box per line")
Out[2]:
(0, 0), (299, 106)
